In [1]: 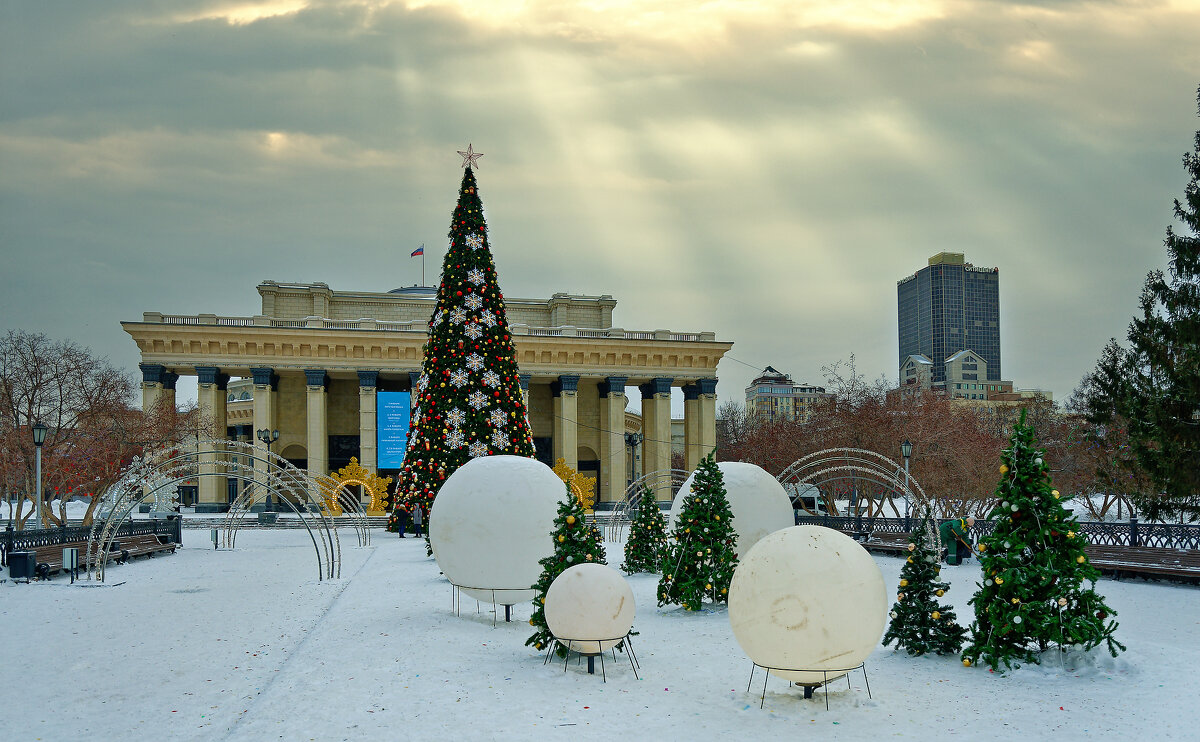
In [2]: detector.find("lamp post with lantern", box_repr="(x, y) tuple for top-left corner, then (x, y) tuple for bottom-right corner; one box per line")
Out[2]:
(900, 438), (913, 526)
(32, 421), (48, 531)
(256, 428), (279, 511)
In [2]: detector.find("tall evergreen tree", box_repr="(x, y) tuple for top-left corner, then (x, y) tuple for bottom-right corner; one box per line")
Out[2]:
(963, 411), (1124, 672)
(621, 486), (667, 574)
(658, 454), (738, 611)
(1078, 87), (1200, 521)
(882, 508), (967, 656)
(389, 151), (536, 533)
(526, 484), (606, 654)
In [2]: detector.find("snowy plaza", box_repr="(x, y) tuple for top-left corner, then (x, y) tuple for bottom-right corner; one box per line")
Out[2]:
(2, 527), (1197, 741)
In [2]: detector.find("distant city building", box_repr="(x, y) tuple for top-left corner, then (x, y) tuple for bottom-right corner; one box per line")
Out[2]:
(897, 252), (1000, 384)
(893, 351), (1051, 406)
(745, 366), (833, 422)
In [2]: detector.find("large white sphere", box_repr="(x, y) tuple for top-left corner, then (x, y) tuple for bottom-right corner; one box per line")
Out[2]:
(545, 563), (636, 653)
(728, 526), (887, 685)
(669, 462), (794, 559)
(429, 455), (562, 605)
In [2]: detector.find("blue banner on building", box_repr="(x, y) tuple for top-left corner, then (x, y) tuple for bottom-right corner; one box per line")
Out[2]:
(376, 391), (411, 469)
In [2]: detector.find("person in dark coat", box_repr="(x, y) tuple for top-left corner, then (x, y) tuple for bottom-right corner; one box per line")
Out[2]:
(395, 504), (410, 538)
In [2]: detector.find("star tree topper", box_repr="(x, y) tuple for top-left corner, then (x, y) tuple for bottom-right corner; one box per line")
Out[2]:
(457, 143), (483, 169)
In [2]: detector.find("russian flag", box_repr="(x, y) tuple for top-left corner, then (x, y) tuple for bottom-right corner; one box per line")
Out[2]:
(410, 245), (424, 257)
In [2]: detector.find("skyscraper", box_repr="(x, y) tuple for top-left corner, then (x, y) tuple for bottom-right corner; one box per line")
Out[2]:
(897, 252), (1000, 384)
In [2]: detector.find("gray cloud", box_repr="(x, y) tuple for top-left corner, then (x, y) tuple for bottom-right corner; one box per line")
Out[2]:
(1, 0), (1197, 409)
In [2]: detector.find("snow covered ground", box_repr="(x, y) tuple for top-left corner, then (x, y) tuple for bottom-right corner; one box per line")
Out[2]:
(2, 528), (1197, 741)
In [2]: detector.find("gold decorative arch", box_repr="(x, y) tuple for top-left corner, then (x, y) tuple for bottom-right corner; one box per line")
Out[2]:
(553, 457), (595, 512)
(323, 457), (393, 515)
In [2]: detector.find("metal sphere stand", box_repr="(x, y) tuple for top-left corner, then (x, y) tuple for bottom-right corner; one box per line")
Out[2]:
(449, 583), (529, 626)
(746, 662), (871, 710)
(543, 633), (640, 682)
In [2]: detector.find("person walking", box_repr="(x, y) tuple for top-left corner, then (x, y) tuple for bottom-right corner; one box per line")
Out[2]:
(395, 504), (410, 538)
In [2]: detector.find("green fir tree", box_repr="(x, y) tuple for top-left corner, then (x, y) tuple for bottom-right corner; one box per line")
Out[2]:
(389, 151), (536, 534)
(963, 411), (1125, 671)
(526, 484), (607, 654)
(658, 454), (738, 611)
(621, 486), (668, 574)
(882, 509), (967, 656)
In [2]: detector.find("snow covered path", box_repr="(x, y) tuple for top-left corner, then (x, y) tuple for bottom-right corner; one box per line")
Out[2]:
(2, 530), (1197, 741)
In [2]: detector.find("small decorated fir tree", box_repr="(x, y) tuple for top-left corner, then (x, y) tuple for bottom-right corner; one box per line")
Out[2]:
(389, 149), (536, 533)
(621, 486), (668, 574)
(526, 484), (607, 654)
(882, 509), (968, 656)
(963, 411), (1125, 671)
(658, 454), (738, 611)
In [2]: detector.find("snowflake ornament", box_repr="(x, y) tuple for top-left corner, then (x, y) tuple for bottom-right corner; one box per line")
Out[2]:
(465, 294), (483, 310)
(468, 390), (489, 411)
(466, 353), (485, 372)
(465, 233), (484, 250)
(489, 408), (508, 428)
(467, 268), (485, 285)
(446, 429), (466, 449)
(449, 307), (467, 325)
(446, 407), (466, 427)
(431, 310), (444, 327)
(468, 440), (489, 458)
(479, 311), (497, 327)
(482, 371), (501, 388)
(449, 368), (469, 388)
(490, 430), (508, 449)
(464, 322), (483, 340)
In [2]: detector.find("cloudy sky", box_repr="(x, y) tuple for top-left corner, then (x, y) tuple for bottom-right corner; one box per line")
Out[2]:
(2, 0), (1198, 412)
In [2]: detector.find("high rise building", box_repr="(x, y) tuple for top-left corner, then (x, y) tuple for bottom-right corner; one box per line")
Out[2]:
(745, 366), (833, 423)
(897, 252), (1000, 384)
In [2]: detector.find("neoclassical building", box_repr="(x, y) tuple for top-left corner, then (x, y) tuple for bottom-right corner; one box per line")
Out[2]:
(123, 281), (732, 511)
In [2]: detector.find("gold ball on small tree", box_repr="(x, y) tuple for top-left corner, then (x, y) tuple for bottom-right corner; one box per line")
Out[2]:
(936, 589), (945, 597)
(566, 515), (575, 525)
(1076, 555), (1085, 564)
(931, 611), (941, 620)
(1000, 464), (1009, 474)
(899, 579), (909, 587)
(963, 658), (972, 667)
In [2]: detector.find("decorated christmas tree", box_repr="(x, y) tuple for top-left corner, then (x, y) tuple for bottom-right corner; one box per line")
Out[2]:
(658, 454), (738, 611)
(621, 485), (667, 574)
(882, 508), (968, 656)
(963, 411), (1125, 671)
(389, 146), (537, 533)
(526, 484), (607, 654)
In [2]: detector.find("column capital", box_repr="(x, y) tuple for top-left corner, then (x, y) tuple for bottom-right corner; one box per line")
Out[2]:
(250, 366), (278, 390)
(304, 369), (329, 390)
(698, 377), (718, 396)
(599, 376), (628, 398)
(408, 371), (422, 388)
(519, 374), (532, 391)
(551, 374), (580, 397)
(196, 366), (230, 390)
(139, 363), (164, 385)
(682, 383), (701, 400)
(357, 369), (379, 388)
(161, 370), (179, 390)
(639, 377), (673, 399)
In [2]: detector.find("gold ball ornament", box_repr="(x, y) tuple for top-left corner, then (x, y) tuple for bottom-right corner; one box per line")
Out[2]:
(900, 579), (909, 587)
(977, 544), (986, 552)
(1000, 464), (1009, 474)
(566, 515), (576, 525)
(1058, 598), (1068, 607)
(931, 611), (941, 620)
(995, 577), (1004, 584)
(1076, 555), (1085, 564)
(963, 658), (972, 667)
(936, 589), (945, 597)
(1011, 598), (1020, 604)
(705, 583), (712, 590)
(557, 535), (565, 542)
(1067, 531), (1075, 539)
(908, 543), (916, 552)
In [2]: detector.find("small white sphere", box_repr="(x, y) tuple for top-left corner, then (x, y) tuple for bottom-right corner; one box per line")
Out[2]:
(729, 526), (887, 685)
(670, 462), (793, 559)
(545, 563), (636, 653)
(429, 455), (561, 605)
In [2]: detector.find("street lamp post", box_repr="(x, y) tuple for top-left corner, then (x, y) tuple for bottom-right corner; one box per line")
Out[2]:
(256, 428), (279, 511)
(32, 421), (48, 531)
(624, 432), (643, 492)
(900, 439), (913, 525)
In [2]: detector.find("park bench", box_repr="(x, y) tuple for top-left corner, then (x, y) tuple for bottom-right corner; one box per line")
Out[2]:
(862, 532), (913, 555)
(1084, 544), (1200, 583)
(122, 533), (178, 559)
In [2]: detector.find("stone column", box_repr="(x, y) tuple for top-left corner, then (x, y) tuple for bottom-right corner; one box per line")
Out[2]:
(305, 370), (329, 478)
(598, 377), (627, 504)
(697, 378), (718, 464)
(551, 375), (580, 472)
(195, 367), (229, 511)
(358, 370), (378, 475)
(250, 367), (278, 501)
(639, 377), (673, 501)
(682, 383), (702, 472)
